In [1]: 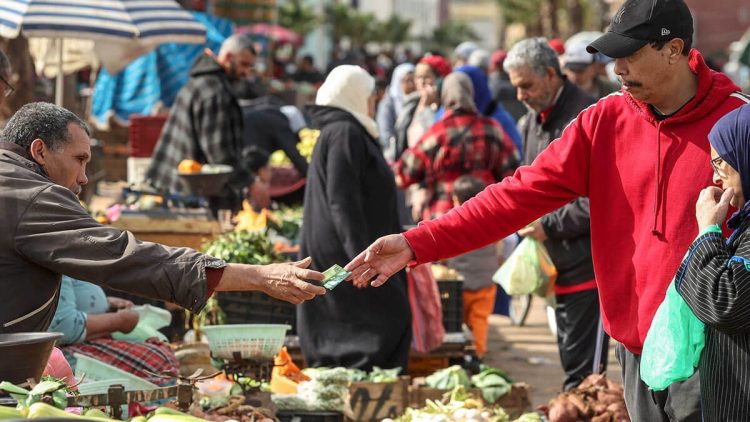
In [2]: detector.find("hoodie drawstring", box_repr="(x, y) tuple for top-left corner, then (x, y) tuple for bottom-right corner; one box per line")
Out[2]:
(652, 122), (663, 235)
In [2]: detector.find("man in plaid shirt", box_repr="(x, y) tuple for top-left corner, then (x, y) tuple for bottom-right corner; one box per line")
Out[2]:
(146, 34), (262, 212)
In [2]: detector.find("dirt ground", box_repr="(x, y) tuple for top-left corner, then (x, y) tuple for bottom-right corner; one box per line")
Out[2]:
(482, 297), (622, 408)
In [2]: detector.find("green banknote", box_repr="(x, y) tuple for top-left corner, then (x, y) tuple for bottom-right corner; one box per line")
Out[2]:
(321, 264), (351, 290)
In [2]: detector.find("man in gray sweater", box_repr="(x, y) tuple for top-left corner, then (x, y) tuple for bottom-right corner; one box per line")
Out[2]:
(0, 102), (325, 334)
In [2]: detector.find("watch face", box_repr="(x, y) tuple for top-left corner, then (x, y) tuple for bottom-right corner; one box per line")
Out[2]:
(206, 258), (227, 268)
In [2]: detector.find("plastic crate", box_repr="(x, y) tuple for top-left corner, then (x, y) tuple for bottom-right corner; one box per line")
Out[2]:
(277, 411), (343, 422)
(437, 280), (463, 333)
(127, 157), (152, 184)
(74, 354), (159, 391)
(129, 115), (167, 158)
(217, 291), (297, 334)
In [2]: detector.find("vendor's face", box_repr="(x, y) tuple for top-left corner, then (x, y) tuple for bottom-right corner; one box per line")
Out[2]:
(414, 64), (436, 92)
(613, 44), (673, 104)
(711, 147), (745, 209)
(224, 49), (256, 80)
(33, 124), (91, 196)
(509, 64), (558, 113)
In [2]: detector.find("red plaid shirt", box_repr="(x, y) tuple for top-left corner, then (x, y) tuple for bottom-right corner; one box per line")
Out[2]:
(395, 110), (520, 220)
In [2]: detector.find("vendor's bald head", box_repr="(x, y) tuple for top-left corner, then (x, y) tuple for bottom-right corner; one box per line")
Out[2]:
(217, 34), (257, 80)
(3, 102), (91, 195)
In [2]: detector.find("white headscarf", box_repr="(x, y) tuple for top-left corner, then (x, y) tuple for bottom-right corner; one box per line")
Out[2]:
(388, 63), (415, 117)
(316, 65), (379, 139)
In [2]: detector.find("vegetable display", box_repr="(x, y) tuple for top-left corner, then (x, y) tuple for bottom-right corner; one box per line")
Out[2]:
(540, 374), (629, 422)
(201, 230), (280, 265)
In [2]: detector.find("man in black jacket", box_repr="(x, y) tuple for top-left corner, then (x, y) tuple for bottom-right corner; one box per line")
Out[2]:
(505, 38), (609, 390)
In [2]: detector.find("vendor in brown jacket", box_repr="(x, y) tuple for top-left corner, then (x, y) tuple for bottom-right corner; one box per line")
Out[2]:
(0, 102), (326, 334)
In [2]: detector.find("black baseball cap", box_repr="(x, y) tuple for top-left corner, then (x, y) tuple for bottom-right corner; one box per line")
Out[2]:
(587, 0), (693, 58)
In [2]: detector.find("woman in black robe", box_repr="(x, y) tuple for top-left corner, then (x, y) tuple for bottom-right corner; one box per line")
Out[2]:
(298, 65), (411, 371)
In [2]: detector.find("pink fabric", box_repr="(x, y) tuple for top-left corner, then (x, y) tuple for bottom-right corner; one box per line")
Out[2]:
(407, 264), (445, 353)
(43, 347), (76, 386)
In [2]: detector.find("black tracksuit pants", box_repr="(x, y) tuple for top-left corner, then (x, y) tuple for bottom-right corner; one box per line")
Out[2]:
(555, 288), (610, 391)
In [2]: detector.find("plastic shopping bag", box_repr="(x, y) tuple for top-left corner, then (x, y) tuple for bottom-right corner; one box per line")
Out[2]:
(640, 280), (705, 391)
(492, 237), (557, 296)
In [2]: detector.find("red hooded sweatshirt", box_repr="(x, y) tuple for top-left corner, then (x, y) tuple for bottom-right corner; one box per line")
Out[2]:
(404, 50), (749, 354)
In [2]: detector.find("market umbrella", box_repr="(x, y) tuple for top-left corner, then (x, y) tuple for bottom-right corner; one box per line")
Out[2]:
(237, 23), (302, 46)
(0, 0), (207, 105)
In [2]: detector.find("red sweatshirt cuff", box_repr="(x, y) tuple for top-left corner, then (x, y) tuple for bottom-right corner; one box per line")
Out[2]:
(206, 267), (224, 296)
(403, 223), (439, 264)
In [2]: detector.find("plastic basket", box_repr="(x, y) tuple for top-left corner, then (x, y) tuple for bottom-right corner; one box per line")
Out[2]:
(74, 354), (159, 391)
(217, 291), (297, 333)
(438, 280), (464, 333)
(77, 379), (129, 395)
(201, 324), (291, 360)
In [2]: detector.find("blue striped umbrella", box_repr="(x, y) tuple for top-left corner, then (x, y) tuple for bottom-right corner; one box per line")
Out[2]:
(0, 0), (207, 104)
(0, 0), (205, 44)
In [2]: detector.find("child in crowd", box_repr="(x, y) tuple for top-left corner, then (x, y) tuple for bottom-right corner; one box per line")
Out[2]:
(446, 175), (501, 358)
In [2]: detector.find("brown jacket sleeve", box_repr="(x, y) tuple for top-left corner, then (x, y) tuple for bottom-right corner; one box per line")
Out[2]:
(14, 184), (221, 313)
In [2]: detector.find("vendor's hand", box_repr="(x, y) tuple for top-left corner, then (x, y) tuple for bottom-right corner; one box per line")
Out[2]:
(217, 257), (326, 305)
(107, 296), (134, 310)
(116, 310), (139, 334)
(517, 220), (548, 241)
(346, 234), (415, 288)
(696, 186), (734, 232)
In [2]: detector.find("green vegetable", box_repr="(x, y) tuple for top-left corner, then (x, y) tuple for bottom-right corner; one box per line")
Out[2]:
(26, 402), (116, 420)
(0, 378), (69, 410)
(268, 206), (304, 242)
(202, 230), (281, 265)
(425, 365), (471, 390)
(83, 408), (110, 419)
(0, 405), (23, 420)
(512, 412), (543, 422)
(367, 367), (400, 383)
(471, 366), (512, 403)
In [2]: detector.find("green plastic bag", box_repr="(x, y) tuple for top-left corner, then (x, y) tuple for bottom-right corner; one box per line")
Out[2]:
(640, 280), (705, 391)
(492, 238), (556, 296)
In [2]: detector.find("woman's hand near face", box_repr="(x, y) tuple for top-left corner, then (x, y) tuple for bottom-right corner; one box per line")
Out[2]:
(696, 186), (734, 232)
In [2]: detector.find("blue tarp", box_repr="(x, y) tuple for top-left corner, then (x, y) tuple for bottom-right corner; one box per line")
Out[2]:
(91, 12), (234, 126)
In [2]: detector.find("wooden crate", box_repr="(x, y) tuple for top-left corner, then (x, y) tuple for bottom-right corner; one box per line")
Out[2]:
(494, 383), (531, 419)
(346, 377), (409, 422)
(407, 355), (449, 378)
(111, 214), (222, 250)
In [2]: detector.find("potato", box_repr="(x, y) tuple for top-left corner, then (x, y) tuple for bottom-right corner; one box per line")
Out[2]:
(591, 412), (613, 422)
(597, 391), (623, 405)
(606, 379), (624, 394)
(548, 401), (580, 422)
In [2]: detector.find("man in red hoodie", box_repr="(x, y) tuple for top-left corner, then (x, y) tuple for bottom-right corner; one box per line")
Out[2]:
(347, 0), (750, 420)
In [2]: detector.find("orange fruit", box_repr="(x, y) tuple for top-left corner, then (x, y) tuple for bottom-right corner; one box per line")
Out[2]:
(178, 159), (202, 174)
